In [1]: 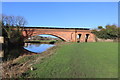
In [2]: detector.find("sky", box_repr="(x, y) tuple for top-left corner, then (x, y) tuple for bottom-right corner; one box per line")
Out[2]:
(2, 2), (118, 29)
(2, 0), (120, 2)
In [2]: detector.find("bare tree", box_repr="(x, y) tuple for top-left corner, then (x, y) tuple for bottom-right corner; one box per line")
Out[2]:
(15, 16), (27, 27)
(2, 14), (28, 39)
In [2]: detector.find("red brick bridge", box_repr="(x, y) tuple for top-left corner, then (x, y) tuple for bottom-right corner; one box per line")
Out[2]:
(22, 27), (96, 42)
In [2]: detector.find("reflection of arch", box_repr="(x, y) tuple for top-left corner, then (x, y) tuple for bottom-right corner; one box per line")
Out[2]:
(32, 34), (66, 41)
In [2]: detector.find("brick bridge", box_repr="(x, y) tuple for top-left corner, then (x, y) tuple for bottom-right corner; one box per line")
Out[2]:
(22, 27), (96, 42)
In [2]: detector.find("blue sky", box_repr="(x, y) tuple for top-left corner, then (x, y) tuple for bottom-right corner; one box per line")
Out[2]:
(2, 2), (118, 29)
(2, 0), (119, 2)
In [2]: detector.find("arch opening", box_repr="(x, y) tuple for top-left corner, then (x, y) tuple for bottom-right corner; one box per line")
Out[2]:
(77, 34), (82, 43)
(85, 34), (90, 42)
(27, 34), (65, 42)
(39, 34), (65, 41)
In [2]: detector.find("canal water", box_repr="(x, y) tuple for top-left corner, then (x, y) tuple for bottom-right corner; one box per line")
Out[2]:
(24, 43), (55, 53)
(3, 43), (55, 61)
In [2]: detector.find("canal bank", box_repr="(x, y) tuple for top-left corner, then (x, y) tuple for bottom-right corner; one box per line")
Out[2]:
(2, 42), (118, 78)
(24, 42), (118, 78)
(2, 42), (64, 78)
(24, 40), (57, 44)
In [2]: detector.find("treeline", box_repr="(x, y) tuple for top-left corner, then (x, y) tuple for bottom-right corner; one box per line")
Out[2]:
(1, 14), (27, 47)
(92, 25), (120, 40)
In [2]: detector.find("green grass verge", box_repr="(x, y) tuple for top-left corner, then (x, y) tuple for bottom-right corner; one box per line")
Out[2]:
(17, 55), (39, 64)
(26, 42), (118, 78)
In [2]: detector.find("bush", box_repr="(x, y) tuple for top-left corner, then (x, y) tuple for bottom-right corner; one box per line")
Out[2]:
(92, 25), (119, 39)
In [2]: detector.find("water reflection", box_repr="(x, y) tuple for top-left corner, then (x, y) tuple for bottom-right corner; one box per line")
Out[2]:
(2, 43), (55, 61)
(24, 43), (55, 53)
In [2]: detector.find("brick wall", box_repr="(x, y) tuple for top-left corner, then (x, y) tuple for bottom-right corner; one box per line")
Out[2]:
(22, 28), (96, 42)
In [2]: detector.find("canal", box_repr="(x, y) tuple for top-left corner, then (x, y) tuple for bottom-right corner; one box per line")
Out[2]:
(3, 43), (55, 61)
(24, 43), (55, 53)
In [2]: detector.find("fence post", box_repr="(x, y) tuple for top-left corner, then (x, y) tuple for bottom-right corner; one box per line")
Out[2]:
(0, 36), (4, 57)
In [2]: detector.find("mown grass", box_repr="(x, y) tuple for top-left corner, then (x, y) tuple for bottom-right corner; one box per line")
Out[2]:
(26, 42), (118, 78)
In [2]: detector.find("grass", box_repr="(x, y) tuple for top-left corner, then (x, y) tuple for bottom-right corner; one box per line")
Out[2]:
(17, 55), (39, 64)
(26, 42), (118, 78)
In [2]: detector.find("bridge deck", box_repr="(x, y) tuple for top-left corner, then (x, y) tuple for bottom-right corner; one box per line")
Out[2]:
(23, 27), (90, 30)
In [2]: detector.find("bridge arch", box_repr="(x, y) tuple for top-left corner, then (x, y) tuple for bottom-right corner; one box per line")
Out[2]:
(22, 27), (96, 42)
(31, 33), (67, 41)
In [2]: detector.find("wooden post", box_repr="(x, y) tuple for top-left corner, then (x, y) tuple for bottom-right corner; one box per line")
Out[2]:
(0, 36), (4, 43)
(0, 50), (4, 58)
(0, 36), (4, 57)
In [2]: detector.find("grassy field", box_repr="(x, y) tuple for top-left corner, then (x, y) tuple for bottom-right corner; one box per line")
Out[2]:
(26, 42), (118, 78)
